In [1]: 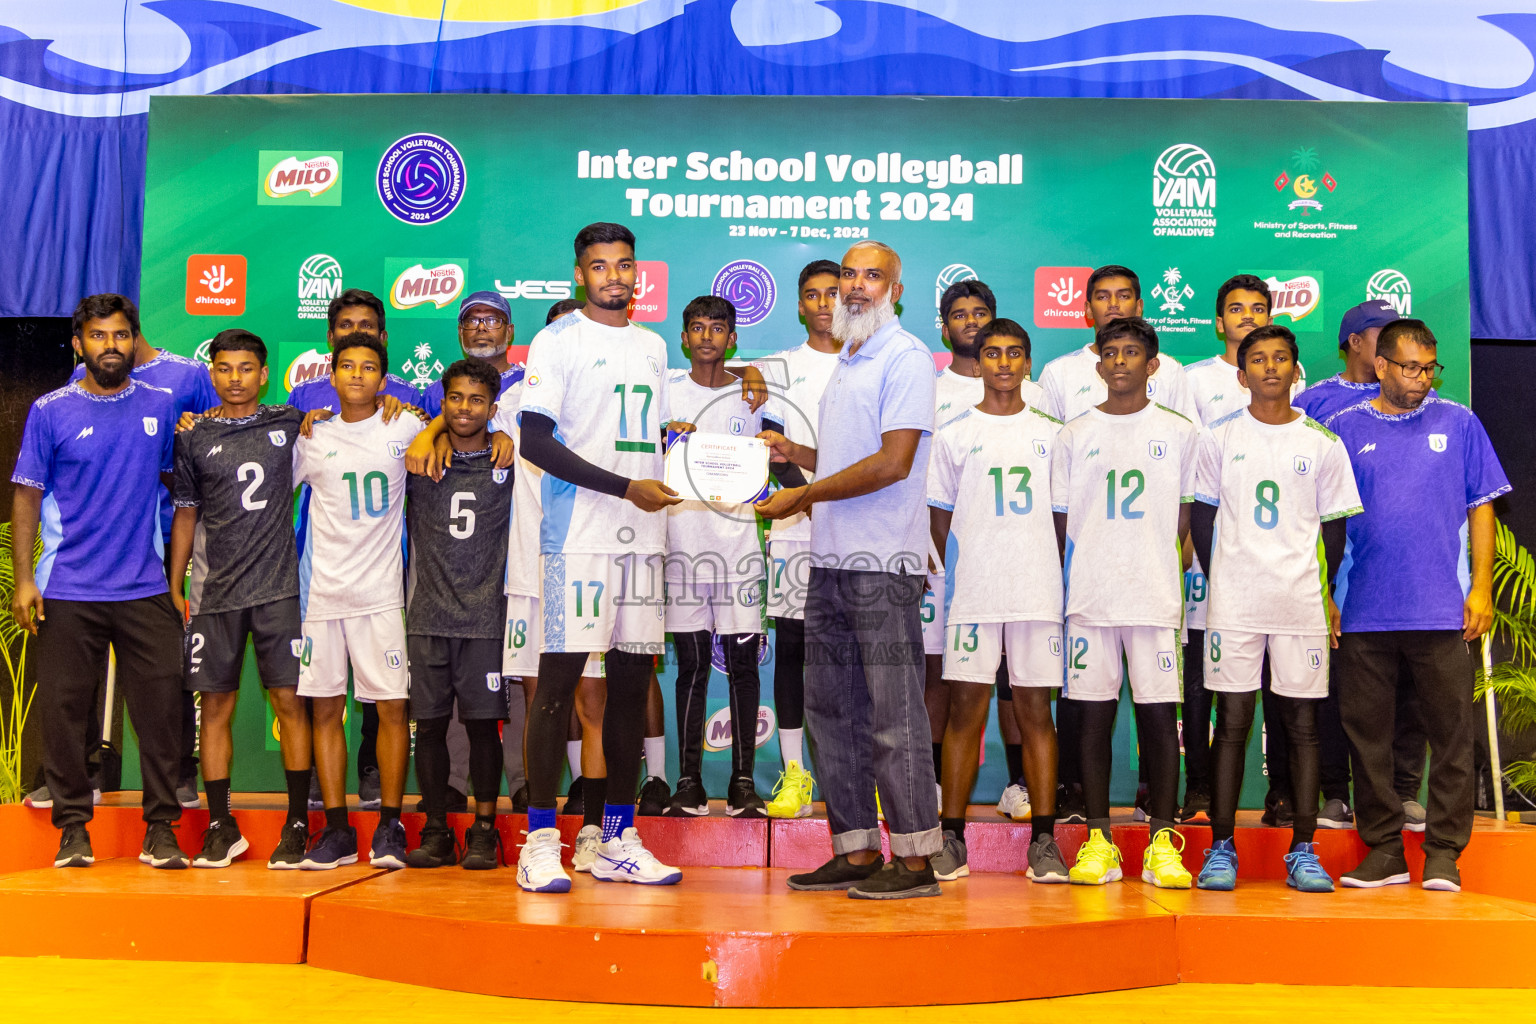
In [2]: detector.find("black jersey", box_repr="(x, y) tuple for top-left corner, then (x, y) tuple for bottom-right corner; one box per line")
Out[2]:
(172, 406), (303, 614)
(406, 448), (512, 639)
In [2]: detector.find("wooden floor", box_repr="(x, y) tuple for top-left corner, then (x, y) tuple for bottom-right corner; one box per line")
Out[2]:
(2, 958), (1531, 1023)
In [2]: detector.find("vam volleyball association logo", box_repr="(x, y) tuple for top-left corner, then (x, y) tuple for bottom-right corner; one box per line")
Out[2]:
(1152, 143), (1217, 237)
(1366, 269), (1412, 315)
(377, 133), (467, 224)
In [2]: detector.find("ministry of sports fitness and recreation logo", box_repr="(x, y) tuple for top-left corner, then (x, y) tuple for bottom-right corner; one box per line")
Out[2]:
(1151, 267), (1194, 316)
(377, 133), (466, 225)
(935, 263), (976, 329)
(401, 342), (446, 391)
(297, 254), (342, 321)
(712, 260), (775, 327)
(1273, 146), (1336, 218)
(1366, 269), (1412, 315)
(1152, 143), (1216, 237)
(257, 152), (342, 206)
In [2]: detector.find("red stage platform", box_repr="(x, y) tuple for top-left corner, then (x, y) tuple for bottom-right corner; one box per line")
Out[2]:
(3, 796), (1536, 1005)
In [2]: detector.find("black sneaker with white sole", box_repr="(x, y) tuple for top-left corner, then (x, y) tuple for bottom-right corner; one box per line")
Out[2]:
(848, 860), (941, 900)
(176, 775), (201, 809)
(139, 822), (189, 869)
(636, 775), (671, 816)
(1318, 798), (1355, 829)
(54, 824), (94, 868)
(787, 853), (885, 891)
(357, 765), (383, 811)
(194, 818), (249, 868)
(1058, 783), (1087, 825)
(1422, 852), (1462, 892)
(268, 820), (309, 870)
(666, 776), (710, 816)
(725, 776), (766, 818)
(307, 769), (323, 811)
(1340, 846), (1410, 888)
(461, 820), (501, 870)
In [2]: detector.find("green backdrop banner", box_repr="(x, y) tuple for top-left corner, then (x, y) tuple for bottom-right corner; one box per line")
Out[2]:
(136, 94), (1467, 803)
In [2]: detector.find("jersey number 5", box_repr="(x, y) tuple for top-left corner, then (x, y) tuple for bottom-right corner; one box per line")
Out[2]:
(449, 492), (476, 538)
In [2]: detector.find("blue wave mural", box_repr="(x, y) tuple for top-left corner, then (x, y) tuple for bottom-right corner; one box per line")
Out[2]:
(3, 0), (1532, 336)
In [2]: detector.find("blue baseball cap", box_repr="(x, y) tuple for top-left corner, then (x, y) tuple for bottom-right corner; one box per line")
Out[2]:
(459, 290), (511, 322)
(1337, 299), (1400, 348)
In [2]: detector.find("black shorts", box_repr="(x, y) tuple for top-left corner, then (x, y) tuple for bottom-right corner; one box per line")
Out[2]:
(408, 635), (508, 721)
(186, 597), (301, 693)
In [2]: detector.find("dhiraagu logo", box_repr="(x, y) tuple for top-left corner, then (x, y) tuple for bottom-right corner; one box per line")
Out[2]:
(258, 151), (343, 205)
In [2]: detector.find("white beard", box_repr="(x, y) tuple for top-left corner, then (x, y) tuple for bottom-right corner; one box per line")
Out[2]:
(831, 294), (896, 345)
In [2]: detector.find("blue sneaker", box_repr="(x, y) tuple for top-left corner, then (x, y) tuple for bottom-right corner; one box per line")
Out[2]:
(299, 825), (358, 870)
(370, 819), (407, 869)
(1196, 836), (1239, 891)
(1284, 841), (1335, 893)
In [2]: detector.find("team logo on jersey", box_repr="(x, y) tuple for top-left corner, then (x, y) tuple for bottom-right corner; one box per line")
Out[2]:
(290, 639), (304, 658)
(143, 417), (158, 436)
(485, 672), (502, 692)
(1357, 442), (1377, 455)
(385, 650), (403, 670)
(269, 431), (288, 447)
(1049, 636), (1063, 658)
(206, 444), (224, 458)
(387, 441), (406, 459)
(647, 356), (661, 377)
(1157, 651), (1176, 672)
(1149, 440), (1167, 460)
(1294, 455), (1312, 475)
(1033, 439), (1049, 458)
(1308, 649), (1323, 670)
(492, 468), (509, 484)
(1429, 433), (1448, 453)
(526, 373), (540, 388)
(729, 416), (746, 435)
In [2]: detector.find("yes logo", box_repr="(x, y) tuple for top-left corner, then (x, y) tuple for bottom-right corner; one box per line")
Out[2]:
(186, 255), (247, 315)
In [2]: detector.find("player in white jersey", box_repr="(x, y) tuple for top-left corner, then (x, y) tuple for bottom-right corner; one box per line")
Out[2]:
(663, 296), (772, 819)
(1050, 316), (1200, 889)
(1189, 324), (1361, 894)
(758, 260), (841, 818)
(513, 222), (682, 892)
(291, 334), (425, 871)
(1037, 265), (1193, 825)
(926, 319), (1070, 885)
(1179, 273), (1305, 824)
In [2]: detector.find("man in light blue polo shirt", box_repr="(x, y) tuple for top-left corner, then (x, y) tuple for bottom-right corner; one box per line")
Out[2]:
(758, 241), (941, 900)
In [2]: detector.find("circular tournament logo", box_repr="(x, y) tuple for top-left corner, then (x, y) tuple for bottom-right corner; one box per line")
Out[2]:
(712, 260), (776, 327)
(376, 133), (467, 225)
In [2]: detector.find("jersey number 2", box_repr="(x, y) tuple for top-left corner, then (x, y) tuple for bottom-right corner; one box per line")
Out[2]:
(237, 462), (267, 511)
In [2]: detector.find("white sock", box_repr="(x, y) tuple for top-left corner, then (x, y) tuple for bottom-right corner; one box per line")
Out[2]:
(566, 740), (582, 780)
(644, 735), (667, 783)
(779, 727), (804, 767)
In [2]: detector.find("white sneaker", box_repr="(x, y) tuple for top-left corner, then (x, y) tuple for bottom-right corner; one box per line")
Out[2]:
(572, 824), (601, 874)
(590, 827), (682, 886)
(996, 784), (1031, 822)
(516, 828), (571, 893)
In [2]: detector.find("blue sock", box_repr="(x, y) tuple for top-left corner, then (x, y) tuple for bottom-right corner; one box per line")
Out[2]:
(601, 802), (634, 842)
(528, 806), (557, 833)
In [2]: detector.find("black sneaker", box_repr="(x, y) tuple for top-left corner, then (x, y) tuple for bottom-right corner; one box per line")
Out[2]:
(1179, 788), (1211, 824)
(725, 776), (766, 818)
(666, 776), (709, 816)
(1341, 846), (1410, 888)
(1058, 783), (1087, 825)
(408, 824), (458, 868)
(787, 853), (885, 891)
(307, 769), (323, 811)
(300, 824), (359, 870)
(268, 820), (309, 870)
(1422, 851), (1462, 892)
(461, 820), (501, 870)
(848, 859), (941, 900)
(357, 766), (382, 811)
(139, 822), (189, 869)
(510, 783), (529, 814)
(637, 775), (671, 816)
(54, 824), (93, 868)
(176, 774), (201, 809)
(1260, 792), (1295, 828)
(563, 776), (585, 817)
(194, 818), (249, 868)
(1132, 782), (1151, 823)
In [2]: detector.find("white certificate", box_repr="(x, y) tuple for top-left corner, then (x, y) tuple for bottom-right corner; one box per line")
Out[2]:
(664, 431), (770, 504)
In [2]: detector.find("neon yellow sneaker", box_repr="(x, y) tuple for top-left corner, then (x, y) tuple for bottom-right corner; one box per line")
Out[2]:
(765, 761), (815, 819)
(1068, 828), (1123, 885)
(1141, 828), (1193, 889)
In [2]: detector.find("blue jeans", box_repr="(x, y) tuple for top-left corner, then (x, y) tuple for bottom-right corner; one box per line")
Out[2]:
(804, 566), (941, 859)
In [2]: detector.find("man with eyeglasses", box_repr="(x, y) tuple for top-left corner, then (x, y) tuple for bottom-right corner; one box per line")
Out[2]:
(422, 292), (525, 417)
(1323, 318), (1509, 892)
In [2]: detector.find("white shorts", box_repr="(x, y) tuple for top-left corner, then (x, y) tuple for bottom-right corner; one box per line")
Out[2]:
(922, 574), (946, 656)
(1062, 622), (1182, 704)
(665, 579), (767, 635)
(943, 620), (1064, 688)
(503, 594), (605, 679)
(1204, 629), (1329, 698)
(297, 610), (409, 702)
(767, 536), (813, 621)
(541, 552), (665, 655)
